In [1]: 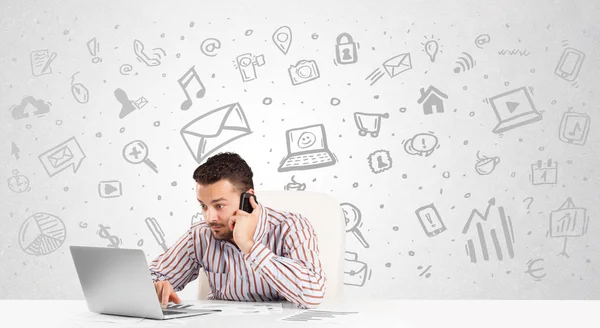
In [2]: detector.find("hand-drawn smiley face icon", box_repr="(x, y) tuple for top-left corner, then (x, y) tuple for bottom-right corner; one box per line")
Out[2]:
(297, 132), (316, 148)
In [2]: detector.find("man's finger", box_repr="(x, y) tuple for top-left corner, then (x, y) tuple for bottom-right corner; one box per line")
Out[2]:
(170, 292), (182, 304)
(228, 216), (237, 231)
(161, 284), (171, 308)
(249, 195), (258, 209)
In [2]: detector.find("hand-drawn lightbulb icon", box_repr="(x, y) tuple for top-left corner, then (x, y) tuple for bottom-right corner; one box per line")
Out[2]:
(424, 40), (439, 62)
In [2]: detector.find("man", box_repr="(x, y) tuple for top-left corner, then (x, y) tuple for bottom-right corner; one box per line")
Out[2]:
(149, 152), (326, 309)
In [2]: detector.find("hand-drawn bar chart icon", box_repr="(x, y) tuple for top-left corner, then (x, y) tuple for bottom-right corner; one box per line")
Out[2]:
(549, 198), (589, 258)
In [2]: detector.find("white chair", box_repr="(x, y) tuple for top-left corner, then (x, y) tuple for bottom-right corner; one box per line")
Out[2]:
(196, 190), (346, 305)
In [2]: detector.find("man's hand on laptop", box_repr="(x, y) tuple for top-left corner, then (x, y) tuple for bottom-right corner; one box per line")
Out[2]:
(154, 280), (181, 308)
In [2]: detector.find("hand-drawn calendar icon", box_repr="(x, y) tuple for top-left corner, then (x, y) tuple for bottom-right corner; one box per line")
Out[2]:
(531, 159), (558, 185)
(558, 111), (590, 145)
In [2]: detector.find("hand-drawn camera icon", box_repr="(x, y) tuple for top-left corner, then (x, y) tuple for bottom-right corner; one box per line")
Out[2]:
(288, 59), (320, 85)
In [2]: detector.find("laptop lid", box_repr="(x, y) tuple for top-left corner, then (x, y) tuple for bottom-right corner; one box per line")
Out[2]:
(70, 246), (164, 319)
(286, 124), (328, 155)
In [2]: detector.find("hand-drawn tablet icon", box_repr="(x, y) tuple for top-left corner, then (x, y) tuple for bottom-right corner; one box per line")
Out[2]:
(554, 47), (585, 82)
(277, 124), (337, 172)
(558, 110), (590, 145)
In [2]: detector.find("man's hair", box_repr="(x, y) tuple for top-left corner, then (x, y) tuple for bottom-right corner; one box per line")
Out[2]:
(192, 152), (254, 193)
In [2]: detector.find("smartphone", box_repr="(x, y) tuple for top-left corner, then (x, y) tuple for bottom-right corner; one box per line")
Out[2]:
(415, 204), (447, 237)
(239, 192), (257, 213)
(554, 48), (585, 81)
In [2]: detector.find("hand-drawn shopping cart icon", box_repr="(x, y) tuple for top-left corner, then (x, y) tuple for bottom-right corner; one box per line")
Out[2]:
(353, 112), (389, 137)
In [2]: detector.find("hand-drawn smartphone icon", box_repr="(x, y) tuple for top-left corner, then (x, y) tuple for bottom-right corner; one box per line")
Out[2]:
(554, 48), (585, 82)
(415, 204), (447, 238)
(558, 111), (590, 145)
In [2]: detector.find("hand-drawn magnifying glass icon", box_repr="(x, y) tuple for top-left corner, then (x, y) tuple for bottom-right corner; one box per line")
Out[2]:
(123, 140), (158, 173)
(341, 203), (369, 248)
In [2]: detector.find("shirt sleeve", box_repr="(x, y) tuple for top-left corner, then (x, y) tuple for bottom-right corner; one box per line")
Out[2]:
(243, 214), (327, 309)
(148, 224), (204, 292)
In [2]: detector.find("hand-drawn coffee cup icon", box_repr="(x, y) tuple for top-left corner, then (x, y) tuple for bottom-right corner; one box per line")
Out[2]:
(475, 151), (500, 175)
(288, 60), (320, 85)
(284, 175), (306, 191)
(70, 72), (89, 104)
(335, 33), (358, 65)
(7, 169), (31, 193)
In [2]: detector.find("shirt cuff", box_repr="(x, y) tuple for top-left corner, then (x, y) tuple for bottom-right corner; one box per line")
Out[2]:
(243, 242), (275, 271)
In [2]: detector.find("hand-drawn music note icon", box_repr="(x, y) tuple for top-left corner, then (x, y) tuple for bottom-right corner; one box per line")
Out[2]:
(178, 65), (206, 110)
(558, 110), (590, 145)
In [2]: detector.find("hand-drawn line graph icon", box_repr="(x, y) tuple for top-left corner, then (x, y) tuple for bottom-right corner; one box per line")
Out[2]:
(462, 198), (515, 263)
(549, 198), (589, 258)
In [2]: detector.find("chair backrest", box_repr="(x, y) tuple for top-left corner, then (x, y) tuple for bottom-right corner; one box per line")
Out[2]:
(197, 190), (346, 304)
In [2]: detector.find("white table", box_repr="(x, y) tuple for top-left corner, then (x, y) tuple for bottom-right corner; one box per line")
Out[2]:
(2, 299), (598, 328)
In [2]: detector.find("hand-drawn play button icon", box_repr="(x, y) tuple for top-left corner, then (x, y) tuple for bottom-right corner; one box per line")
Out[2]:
(488, 86), (542, 134)
(98, 180), (122, 198)
(506, 101), (519, 113)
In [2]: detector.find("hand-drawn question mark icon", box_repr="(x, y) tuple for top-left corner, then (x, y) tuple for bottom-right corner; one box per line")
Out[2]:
(523, 197), (534, 214)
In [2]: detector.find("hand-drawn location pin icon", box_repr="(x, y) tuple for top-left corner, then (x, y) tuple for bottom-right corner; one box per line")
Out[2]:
(273, 26), (292, 55)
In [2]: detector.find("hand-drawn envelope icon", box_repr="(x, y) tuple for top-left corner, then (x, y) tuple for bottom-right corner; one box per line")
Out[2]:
(48, 146), (74, 168)
(180, 102), (252, 164)
(382, 52), (412, 78)
(343, 251), (368, 287)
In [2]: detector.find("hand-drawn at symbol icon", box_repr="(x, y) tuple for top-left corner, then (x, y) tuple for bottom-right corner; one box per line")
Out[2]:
(453, 52), (476, 73)
(119, 64), (133, 75)
(487, 86), (542, 134)
(10, 96), (51, 120)
(403, 132), (439, 157)
(475, 151), (500, 175)
(288, 60), (320, 85)
(272, 26), (292, 55)
(417, 85), (447, 115)
(114, 88), (138, 119)
(554, 47), (585, 83)
(98, 180), (122, 198)
(79, 221), (88, 229)
(7, 169), (31, 193)
(200, 38), (222, 57)
(417, 265), (432, 278)
(474, 34), (491, 49)
(86, 37), (102, 63)
(278, 124), (337, 172)
(354, 112), (388, 137)
(367, 149), (392, 174)
(558, 110), (590, 145)
(235, 53), (266, 82)
(365, 53), (412, 86)
(422, 35), (442, 62)
(30, 49), (57, 76)
(145, 217), (168, 252)
(523, 197), (534, 214)
(19, 212), (67, 255)
(415, 204), (446, 237)
(334, 33), (359, 65)
(11, 142), (20, 160)
(284, 175), (306, 191)
(97, 224), (122, 248)
(344, 251), (371, 287)
(70, 72), (89, 104)
(133, 39), (166, 67)
(341, 203), (369, 248)
(530, 159), (558, 185)
(462, 198), (515, 263)
(123, 140), (158, 173)
(181, 103), (252, 164)
(525, 258), (547, 281)
(38, 137), (86, 177)
(178, 65), (206, 110)
(549, 197), (589, 258)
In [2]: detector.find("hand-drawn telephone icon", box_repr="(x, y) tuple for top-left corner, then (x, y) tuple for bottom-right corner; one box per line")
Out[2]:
(558, 110), (590, 145)
(133, 39), (166, 67)
(335, 33), (358, 65)
(554, 48), (585, 82)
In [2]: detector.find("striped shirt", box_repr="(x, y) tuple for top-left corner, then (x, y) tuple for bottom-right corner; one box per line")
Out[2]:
(149, 203), (327, 309)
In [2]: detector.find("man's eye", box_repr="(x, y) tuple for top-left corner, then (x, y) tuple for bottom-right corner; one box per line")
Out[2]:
(216, 204), (224, 209)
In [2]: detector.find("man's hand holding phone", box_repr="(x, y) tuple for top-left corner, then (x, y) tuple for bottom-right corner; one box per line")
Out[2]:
(229, 193), (260, 254)
(154, 280), (181, 308)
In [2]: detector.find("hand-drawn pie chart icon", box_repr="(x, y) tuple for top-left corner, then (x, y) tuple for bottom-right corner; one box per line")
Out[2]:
(19, 212), (66, 255)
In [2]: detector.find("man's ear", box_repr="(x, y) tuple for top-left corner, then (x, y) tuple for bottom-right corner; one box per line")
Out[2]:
(246, 188), (255, 195)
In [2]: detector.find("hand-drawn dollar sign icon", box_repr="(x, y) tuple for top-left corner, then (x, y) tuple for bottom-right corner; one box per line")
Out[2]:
(97, 224), (122, 248)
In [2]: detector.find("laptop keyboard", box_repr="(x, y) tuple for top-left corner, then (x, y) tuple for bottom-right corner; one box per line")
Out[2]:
(162, 310), (184, 315)
(283, 152), (333, 167)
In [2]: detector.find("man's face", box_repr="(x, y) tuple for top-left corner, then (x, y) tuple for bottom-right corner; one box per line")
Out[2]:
(196, 179), (243, 241)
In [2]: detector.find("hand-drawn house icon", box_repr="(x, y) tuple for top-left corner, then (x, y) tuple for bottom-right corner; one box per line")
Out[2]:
(417, 85), (448, 115)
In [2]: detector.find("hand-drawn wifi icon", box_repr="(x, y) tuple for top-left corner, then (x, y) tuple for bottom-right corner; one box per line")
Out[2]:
(453, 52), (476, 73)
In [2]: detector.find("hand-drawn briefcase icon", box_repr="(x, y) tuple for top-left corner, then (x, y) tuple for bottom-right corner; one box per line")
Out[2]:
(335, 33), (358, 65)
(343, 251), (370, 287)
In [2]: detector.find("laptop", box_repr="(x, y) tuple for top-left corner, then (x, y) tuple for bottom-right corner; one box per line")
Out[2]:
(69, 245), (220, 320)
(489, 86), (542, 134)
(278, 124), (336, 172)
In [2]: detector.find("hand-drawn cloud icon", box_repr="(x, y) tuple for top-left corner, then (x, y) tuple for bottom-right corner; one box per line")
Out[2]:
(277, 124), (337, 172)
(180, 103), (252, 164)
(19, 212), (66, 255)
(344, 251), (371, 287)
(38, 136), (86, 177)
(487, 86), (542, 134)
(403, 132), (439, 157)
(10, 96), (51, 120)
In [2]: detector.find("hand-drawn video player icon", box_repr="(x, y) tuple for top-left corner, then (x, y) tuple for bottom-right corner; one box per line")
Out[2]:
(98, 180), (123, 198)
(278, 124), (337, 172)
(488, 86), (542, 134)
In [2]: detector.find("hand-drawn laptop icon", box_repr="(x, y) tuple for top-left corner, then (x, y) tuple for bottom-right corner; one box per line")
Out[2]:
(277, 124), (337, 172)
(488, 86), (542, 134)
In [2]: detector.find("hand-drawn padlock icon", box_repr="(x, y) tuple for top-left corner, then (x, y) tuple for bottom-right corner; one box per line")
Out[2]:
(335, 33), (358, 65)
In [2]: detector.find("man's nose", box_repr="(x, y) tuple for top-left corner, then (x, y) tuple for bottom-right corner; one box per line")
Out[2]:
(205, 208), (218, 222)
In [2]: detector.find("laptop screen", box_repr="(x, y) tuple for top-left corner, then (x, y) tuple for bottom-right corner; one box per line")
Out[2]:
(287, 125), (326, 154)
